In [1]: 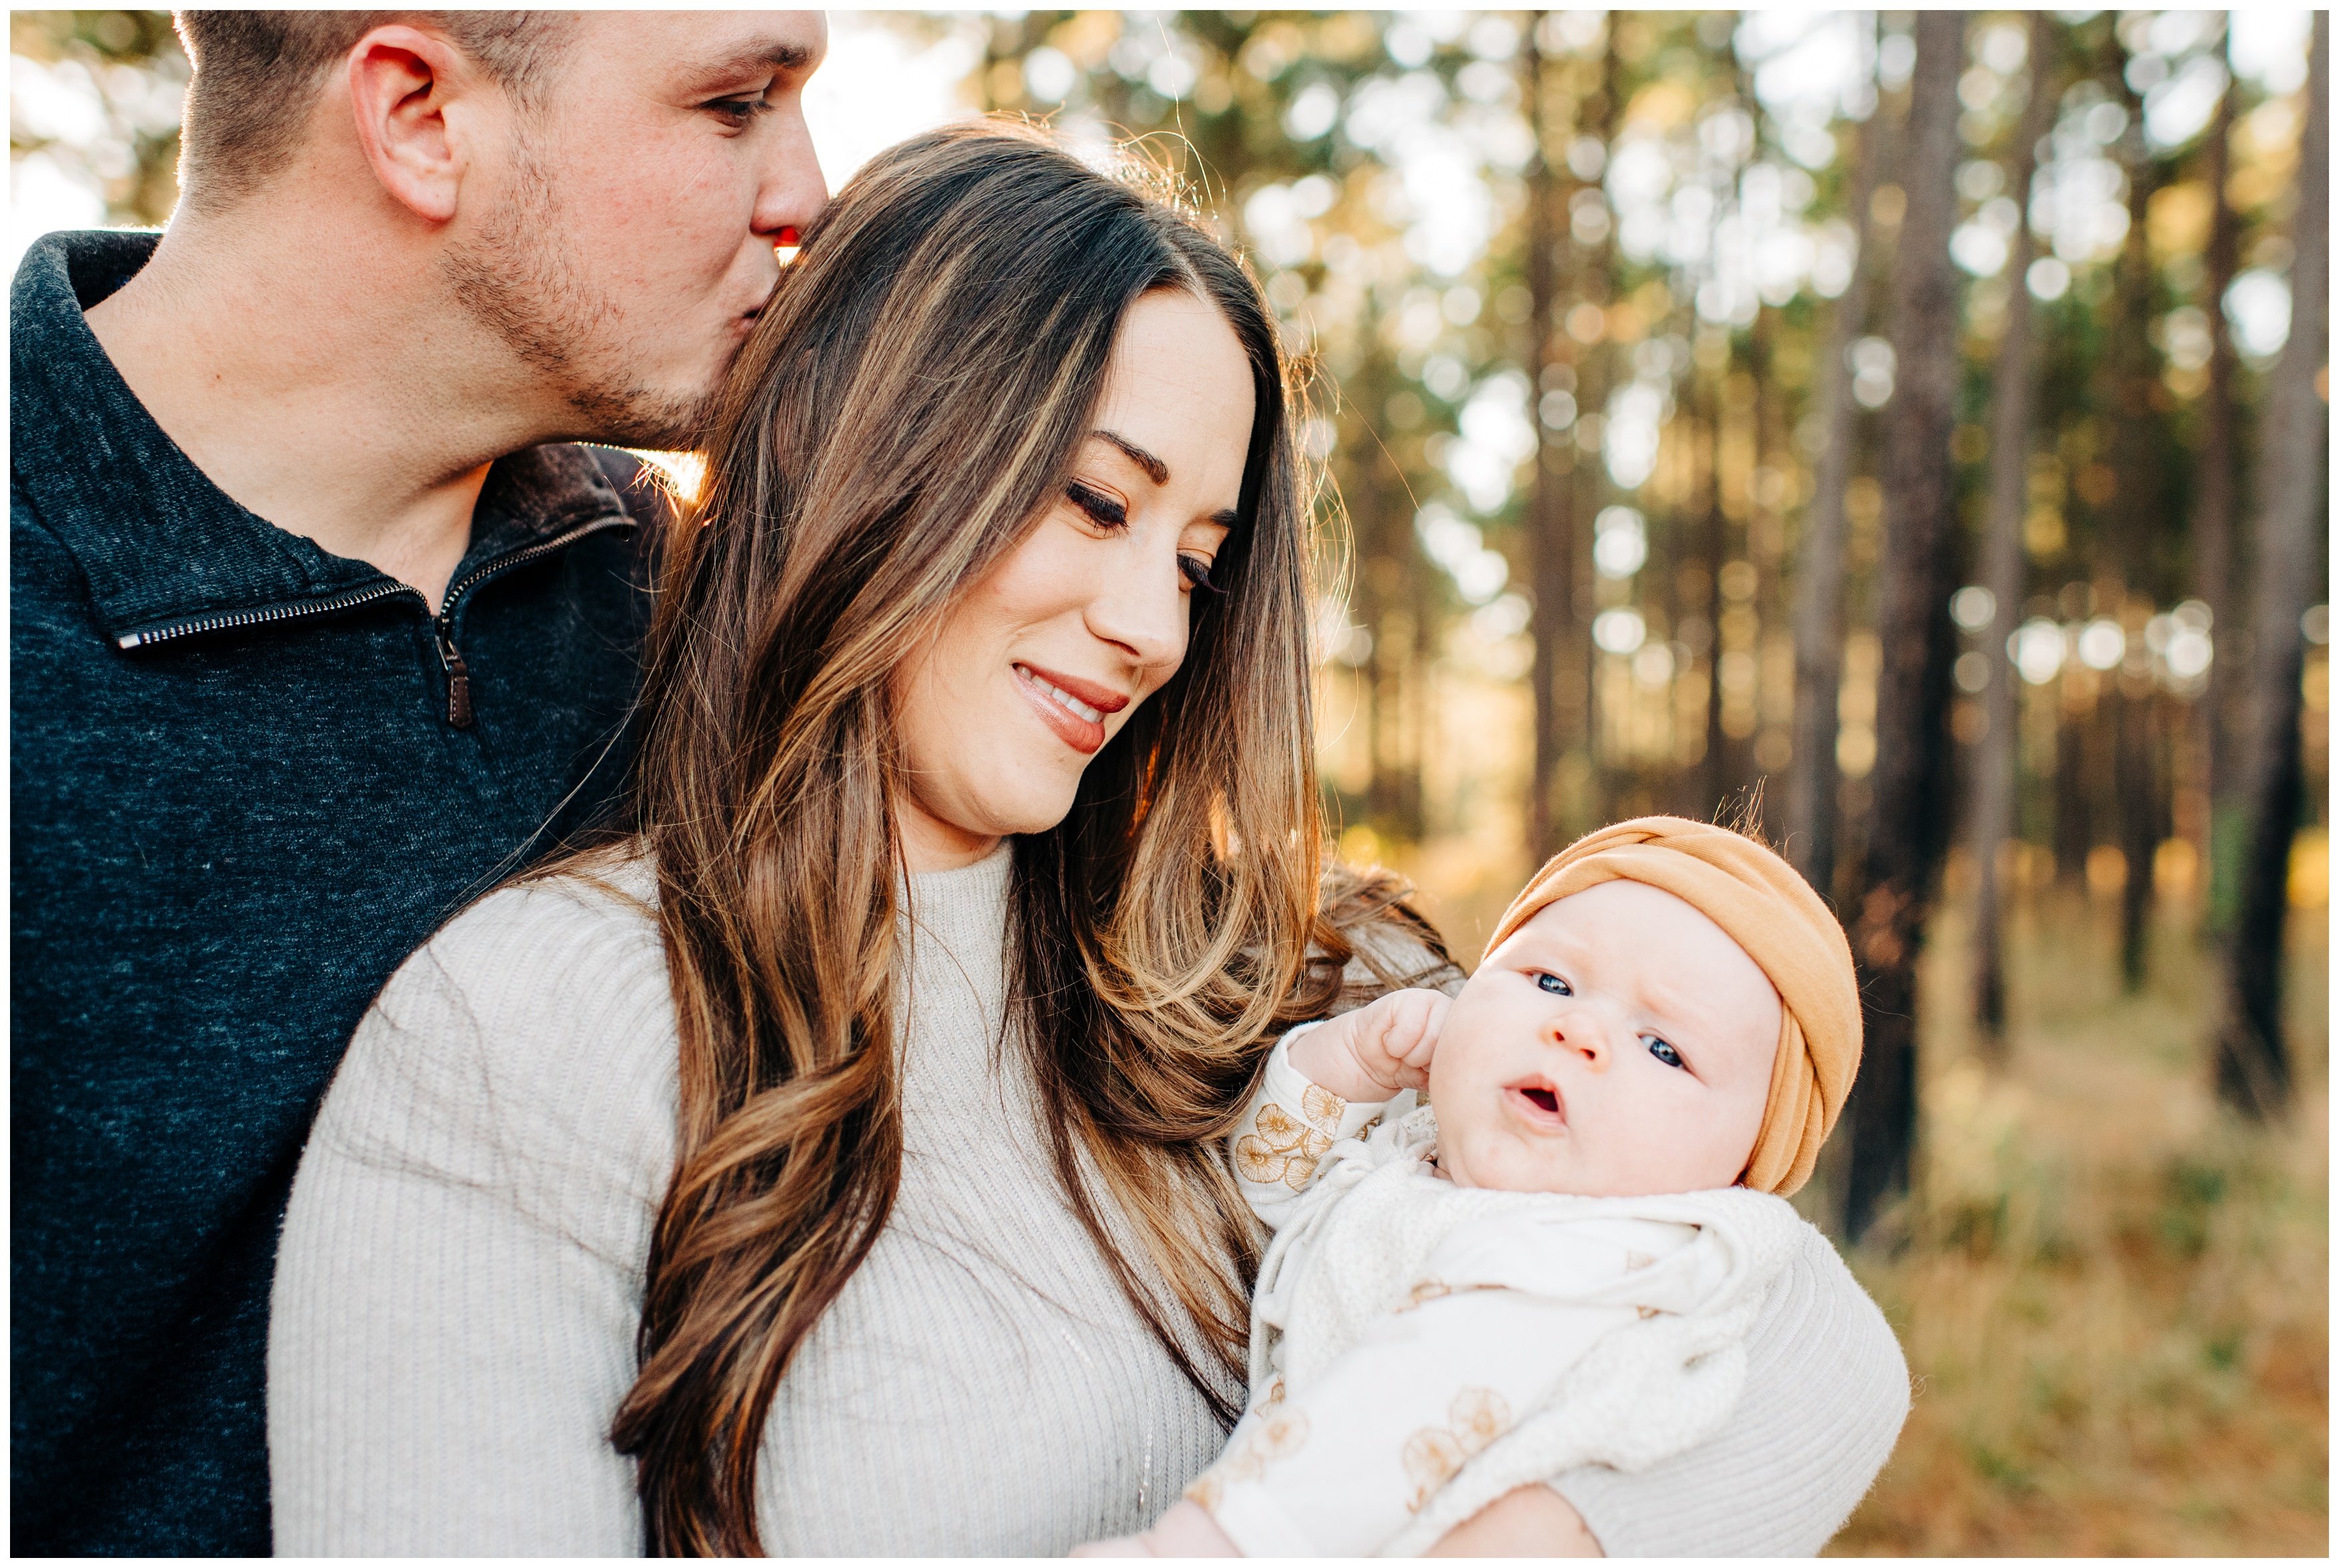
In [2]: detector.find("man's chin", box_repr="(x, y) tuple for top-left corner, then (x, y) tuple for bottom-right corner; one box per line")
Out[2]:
(558, 383), (714, 453)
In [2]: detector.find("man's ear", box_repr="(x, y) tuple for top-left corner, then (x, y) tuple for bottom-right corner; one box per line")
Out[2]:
(346, 25), (494, 224)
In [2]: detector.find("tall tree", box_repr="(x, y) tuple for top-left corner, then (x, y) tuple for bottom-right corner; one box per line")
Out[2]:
(2107, 33), (2171, 991)
(1579, 29), (1625, 826)
(1786, 51), (1889, 901)
(1966, 11), (2058, 1050)
(2193, 63), (2244, 931)
(1840, 9), (1967, 1240)
(2214, 12), (2328, 1116)
(1526, 13), (1574, 863)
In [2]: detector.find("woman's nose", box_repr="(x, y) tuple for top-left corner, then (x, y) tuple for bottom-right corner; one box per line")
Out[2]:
(1083, 547), (1190, 672)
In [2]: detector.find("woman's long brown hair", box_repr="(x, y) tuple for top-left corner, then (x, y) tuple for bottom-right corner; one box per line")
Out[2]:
(593, 123), (1433, 1555)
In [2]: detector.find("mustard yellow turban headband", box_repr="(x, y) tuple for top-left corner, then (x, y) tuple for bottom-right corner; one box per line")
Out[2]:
(1483, 816), (1863, 1197)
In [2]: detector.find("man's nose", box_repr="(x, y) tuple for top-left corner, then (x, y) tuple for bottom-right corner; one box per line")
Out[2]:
(753, 102), (827, 247)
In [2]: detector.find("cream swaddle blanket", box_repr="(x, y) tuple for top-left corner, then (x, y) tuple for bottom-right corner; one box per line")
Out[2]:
(1197, 1090), (1808, 1557)
(1184, 818), (1863, 1557)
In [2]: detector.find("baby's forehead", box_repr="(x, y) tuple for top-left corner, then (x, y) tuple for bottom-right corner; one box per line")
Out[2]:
(1523, 877), (1724, 938)
(1494, 880), (1781, 1022)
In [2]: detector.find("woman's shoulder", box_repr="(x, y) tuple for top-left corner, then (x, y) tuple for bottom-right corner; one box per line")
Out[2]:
(357, 857), (676, 1100)
(1754, 1218), (1911, 1415)
(317, 856), (680, 1186)
(407, 858), (664, 1009)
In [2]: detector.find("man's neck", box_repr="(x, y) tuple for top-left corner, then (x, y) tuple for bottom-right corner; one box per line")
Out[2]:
(82, 214), (568, 613)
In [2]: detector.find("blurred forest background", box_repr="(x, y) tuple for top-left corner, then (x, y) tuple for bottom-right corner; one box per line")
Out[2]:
(11, 8), (2328, 1555)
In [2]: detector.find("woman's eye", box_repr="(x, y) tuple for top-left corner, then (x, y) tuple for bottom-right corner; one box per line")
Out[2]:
(1178, 554), (1220, 592)
(1647, 1038), (1686, 1070)
(1534, 973), (1572, 996)
(1066, 481), (1127, 531)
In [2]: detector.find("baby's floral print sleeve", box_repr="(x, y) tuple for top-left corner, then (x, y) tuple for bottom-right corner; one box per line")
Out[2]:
(1232, 1021), (1395, 1231)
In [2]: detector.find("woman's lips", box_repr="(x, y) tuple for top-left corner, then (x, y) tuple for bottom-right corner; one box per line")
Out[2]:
(1014, 663), (1109, 756)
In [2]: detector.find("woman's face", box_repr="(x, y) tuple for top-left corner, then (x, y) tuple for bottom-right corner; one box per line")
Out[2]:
(891, 289), (1256, 870)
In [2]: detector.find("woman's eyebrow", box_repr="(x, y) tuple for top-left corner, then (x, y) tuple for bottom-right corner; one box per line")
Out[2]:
(1090, 432), (1238, 528)
(1093, 430), (1168, 483)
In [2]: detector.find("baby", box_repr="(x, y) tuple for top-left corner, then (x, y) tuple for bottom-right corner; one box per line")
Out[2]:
(1075, 817), (1862, 1558)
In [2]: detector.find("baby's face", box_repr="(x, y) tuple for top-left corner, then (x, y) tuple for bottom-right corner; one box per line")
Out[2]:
(1427, 880), (1782, 1197)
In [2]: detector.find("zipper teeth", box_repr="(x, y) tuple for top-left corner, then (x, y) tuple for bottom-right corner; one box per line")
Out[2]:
(116, 514), (632, 651)
(437, 514), (630, 617)
(116, 581), (415, 650)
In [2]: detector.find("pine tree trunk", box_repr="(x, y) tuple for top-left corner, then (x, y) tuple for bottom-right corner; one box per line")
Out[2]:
(2215, 13), (2328, 1117)
(1701, 371), (1732, 820)
(1840, 10), (1968, 1241)
(1526, 15), (1572, 863)
(2110, 45), (2169, 991)
(1967, 11), (2058, 1052)
(2193, 73), (2243, 934)
(1580, 33), (1623, 826)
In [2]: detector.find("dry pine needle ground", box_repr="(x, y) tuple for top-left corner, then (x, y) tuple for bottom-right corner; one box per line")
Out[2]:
(1825, 892), (2328, 1556)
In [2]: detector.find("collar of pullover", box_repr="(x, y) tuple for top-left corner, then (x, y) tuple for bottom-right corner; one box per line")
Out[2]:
(9, 229), (635, 649)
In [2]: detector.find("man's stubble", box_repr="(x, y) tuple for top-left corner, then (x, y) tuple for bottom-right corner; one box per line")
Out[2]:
(439, 138), (720, 452)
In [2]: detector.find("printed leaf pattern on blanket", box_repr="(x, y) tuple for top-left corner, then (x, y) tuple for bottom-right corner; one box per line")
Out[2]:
(1236, 1084), (1347, 1191)
(1401, 1388), (1513, 1513)
(1184, 1396), (1312, 1515)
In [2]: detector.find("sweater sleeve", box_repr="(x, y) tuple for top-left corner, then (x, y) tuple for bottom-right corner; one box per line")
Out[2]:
(1230, 1024), (1397, 1231)
(267, 885), (674, 1555)
(1542, 1224), (1909, 1557)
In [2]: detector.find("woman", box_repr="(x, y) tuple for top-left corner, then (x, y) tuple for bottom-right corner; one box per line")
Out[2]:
(268, 124), (1903, 1556)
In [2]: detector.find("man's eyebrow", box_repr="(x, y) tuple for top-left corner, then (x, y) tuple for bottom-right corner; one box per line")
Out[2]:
(1093, 430), (1168, 484)
(696, 41), (819, 82)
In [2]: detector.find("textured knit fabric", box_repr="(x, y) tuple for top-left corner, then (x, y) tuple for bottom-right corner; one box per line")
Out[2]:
(10, 229), (670, 1555)
(272, 846), (1907, 1557)
(269, 846), (1228, 1555)
(1484, 817), (1863, 1197)
(1208, 1084), (1806, 1557)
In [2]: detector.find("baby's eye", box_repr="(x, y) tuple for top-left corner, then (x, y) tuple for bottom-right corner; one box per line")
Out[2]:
(1534, 973), (1572, 996)
(1646, 1037), (1686, 1070)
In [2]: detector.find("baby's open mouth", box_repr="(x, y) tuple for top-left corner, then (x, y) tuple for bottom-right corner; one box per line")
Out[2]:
(1505, 1080), (1566, 1126)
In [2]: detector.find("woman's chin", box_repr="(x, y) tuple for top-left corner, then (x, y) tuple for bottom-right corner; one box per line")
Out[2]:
(948, 791), (1083, 845)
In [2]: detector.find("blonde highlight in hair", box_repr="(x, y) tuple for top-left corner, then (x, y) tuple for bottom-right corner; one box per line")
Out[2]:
(596, 122), (1360, 1554)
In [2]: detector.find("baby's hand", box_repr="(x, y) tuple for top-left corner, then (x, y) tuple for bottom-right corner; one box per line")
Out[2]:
(1286, 987), (1450, 1106)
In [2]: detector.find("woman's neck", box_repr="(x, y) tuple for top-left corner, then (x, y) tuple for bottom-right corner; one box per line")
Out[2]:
(895, 801), (1003, 874)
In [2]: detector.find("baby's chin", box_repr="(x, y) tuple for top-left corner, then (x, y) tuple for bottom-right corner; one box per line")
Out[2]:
(1435, 1130), (1726, 1197)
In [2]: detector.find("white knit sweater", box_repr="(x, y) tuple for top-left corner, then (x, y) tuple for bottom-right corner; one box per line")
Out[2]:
(267, 846), (1909, 1555)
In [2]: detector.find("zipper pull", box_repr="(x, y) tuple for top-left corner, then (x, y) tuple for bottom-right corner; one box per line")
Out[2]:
(435, 617), (474, 729)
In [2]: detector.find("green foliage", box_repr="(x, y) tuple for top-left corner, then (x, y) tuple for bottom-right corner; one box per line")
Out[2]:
(10, 11), (187, 228)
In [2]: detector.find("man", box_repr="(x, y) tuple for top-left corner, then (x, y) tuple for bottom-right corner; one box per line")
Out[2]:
(10, 12), (827, 1552)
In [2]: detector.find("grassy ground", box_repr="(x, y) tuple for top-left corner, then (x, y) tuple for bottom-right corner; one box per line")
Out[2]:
(1825, 891), (2329, 1556)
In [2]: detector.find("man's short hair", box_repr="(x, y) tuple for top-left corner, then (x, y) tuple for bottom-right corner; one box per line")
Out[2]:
(172, 10), (576, 216)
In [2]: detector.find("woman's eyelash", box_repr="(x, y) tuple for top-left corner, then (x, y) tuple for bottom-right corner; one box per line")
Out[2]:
(1179, 555), (1220, 593)
(1066, 480), (1127, 530)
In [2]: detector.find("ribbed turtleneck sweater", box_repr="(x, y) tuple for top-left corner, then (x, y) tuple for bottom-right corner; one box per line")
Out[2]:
(267, 845), (1906, 1556)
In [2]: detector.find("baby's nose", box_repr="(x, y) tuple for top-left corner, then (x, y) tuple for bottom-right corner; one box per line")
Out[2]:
(1549, 1015), (1611, 1072)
